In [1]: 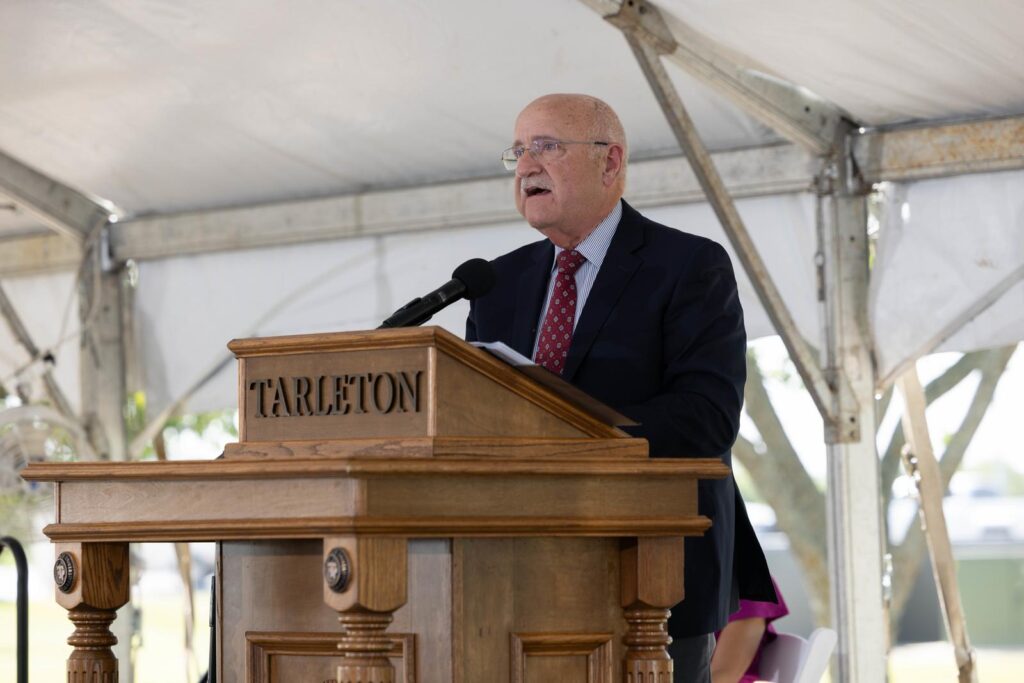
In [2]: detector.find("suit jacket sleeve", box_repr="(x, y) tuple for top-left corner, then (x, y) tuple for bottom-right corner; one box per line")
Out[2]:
(620, 239), (746, 458)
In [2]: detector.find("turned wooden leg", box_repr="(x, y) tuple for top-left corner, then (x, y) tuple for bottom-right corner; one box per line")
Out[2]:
(621, 537), (684, 681)
(67, 605), (119, 682)
(323, 536), (407, 683)
(54, 542), (130, 683)
(623, 605), (673, 681)
(336, 608), (396, 683)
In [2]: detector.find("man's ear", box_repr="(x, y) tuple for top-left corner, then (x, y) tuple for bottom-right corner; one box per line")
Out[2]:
(603, 144), (625, 186)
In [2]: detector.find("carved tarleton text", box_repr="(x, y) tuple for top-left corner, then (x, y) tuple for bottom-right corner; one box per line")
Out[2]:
(248, 371), (421, 418)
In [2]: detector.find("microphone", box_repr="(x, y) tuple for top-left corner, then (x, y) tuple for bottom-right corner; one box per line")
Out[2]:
(378, 258), (496, 328)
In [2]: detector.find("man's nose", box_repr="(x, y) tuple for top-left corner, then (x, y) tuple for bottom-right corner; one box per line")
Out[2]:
(515, 150), (542, 177)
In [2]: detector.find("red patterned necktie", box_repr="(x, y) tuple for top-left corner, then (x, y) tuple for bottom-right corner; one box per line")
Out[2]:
(534, 249), (586, 374)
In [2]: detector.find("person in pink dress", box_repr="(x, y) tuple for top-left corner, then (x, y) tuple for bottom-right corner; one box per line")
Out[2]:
(711, 578), (790, 683)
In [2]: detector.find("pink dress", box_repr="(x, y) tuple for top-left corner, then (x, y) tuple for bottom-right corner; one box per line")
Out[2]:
(716, 579), (789, 683)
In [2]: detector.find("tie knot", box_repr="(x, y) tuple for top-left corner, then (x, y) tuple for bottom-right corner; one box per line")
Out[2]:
(557, 249), (586, 275)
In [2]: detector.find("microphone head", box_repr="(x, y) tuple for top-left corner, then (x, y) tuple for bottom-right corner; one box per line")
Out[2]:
(452, 258), (496, 300)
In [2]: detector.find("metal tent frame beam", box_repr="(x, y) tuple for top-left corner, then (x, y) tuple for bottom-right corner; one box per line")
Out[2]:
(0, 232), (82, 278)
(856, 116), (1024, 183)
(586, 0), (845, 154)
(617, 20), (841, 432)
(819, 152), (888, 683)
(0, 143), (819, 276)
(0, 150), (109, 243)
(897, 367), (977, 683)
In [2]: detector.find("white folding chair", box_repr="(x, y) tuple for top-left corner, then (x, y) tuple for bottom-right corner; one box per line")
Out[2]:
(757, 627), (837, 683)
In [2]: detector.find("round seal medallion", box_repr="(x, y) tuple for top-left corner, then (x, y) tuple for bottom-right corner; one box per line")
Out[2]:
(54, 552), (76, 593)
(323, 547), (351, 593)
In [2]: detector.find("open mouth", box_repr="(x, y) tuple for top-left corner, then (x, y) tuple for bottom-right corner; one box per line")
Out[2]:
(524, 187), (551, 198)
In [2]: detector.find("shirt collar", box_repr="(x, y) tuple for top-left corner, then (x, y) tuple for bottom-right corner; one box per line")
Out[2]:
(551, 200), (622, 270)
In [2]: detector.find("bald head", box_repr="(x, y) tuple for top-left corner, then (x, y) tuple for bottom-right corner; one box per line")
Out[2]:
(524, 94), (627, 158)
(512, 94), (628, 248)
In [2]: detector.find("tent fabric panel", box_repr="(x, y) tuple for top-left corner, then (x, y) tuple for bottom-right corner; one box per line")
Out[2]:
(871, 169), (1024, 382)
(133, 220), (533, 416)
(659, 0), (1024, 124)
(0, 271), (80, 414)
(0, 0), (775, 223)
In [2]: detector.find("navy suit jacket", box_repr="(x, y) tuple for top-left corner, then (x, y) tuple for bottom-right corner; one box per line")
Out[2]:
(467, 200), (774, 636)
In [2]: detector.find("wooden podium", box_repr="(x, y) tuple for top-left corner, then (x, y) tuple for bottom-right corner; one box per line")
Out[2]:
(24, 327), (728, 682)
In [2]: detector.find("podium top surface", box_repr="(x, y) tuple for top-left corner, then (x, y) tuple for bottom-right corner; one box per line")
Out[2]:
(228, 326), (467, 357)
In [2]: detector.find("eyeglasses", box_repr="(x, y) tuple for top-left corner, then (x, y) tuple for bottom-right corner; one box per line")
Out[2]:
(501, 138), (610, 171)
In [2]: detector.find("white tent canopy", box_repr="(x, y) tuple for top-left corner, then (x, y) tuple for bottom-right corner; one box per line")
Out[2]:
(2, 0), (1021, 222)
(872, 170), (1024, 384)
(2, 0), (1022, 412)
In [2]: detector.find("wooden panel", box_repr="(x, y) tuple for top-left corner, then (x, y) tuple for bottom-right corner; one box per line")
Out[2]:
(222, 436), (648, 460)
(432, 333), (625, 439)
(455, 539), (515, 682)
(41, 466), (708, 542)
(224, 437), (438, 460)
(221, 540), (448, 683)
(525, 655), (587, 683)
(390, 540), (452, 683)
(238, 357), (248, 441)
(246, 631), (415, 683)
(220, 541), (337, 683)
(58, 478), (358, 524)
(456, 538), (626, 680)
(427, 346), (438, 437)
(41, 515), (711, 543)
(419, 437), (646, 459)
(25, 457), (728, 481)
(240, 347), (430, 442)
(434, 351), (589, 439)
(364, 475), (698, 520)
(511, 633), (613, 683)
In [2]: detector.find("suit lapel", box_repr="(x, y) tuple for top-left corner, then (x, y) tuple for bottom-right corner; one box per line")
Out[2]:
(511, 240), (554, 357)
(562, 203), (644, 381)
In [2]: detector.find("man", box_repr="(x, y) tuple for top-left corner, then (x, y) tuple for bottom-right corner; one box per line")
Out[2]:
(466, 93), (774, 681)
